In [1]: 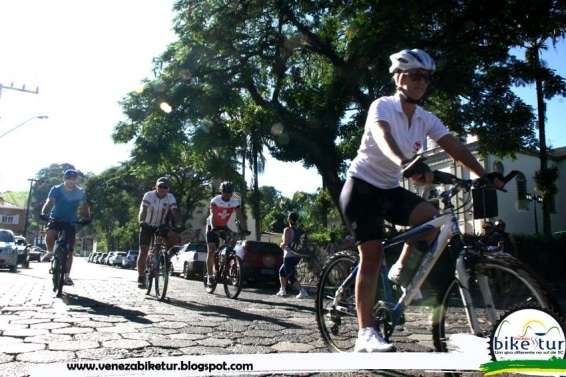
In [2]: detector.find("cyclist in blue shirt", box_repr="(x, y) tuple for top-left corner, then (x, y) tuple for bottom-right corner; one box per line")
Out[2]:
(40, 169), (91, 285)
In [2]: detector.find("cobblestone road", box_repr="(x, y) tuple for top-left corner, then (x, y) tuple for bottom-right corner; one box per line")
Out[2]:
(0, 258), (490, 377)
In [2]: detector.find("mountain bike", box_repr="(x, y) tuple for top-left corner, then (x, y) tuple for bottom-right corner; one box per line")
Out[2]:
(204, 229), (250, 299)
(145, 224), (178, 301)
(42, 217), (90, 298)
(315, 170), (555, 355)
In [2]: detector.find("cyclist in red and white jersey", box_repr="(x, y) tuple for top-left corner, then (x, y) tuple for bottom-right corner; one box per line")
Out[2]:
(137, 177), (182, 288)
(205, 181), (247, 289)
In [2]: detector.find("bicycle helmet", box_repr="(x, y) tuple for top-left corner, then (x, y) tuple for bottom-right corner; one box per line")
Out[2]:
(156, 177), (170, 187)
(63, 169), (78, 179)
(220, 181), (234, 194)
(389, 49), (436, 73)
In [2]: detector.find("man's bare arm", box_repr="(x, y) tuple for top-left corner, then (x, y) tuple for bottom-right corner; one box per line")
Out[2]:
(41, 197), (55, 217)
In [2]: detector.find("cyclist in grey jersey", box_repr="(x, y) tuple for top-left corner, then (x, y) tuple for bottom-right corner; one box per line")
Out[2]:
(137, 177), (182, 288)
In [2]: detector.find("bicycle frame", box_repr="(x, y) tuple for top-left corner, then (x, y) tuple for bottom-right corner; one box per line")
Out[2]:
(334, 208), (461, 328)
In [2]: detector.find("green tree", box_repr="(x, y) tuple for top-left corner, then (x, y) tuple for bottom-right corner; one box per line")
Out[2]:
(115, 0), (553, 212)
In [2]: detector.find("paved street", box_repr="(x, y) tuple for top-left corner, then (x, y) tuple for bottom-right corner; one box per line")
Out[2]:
(0, 258), (469, 377)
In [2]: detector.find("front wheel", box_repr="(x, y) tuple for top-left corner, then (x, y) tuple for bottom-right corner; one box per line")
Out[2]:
(153, 252), (169, 300)
(316, 250), (359, 352)
(223, 255), (243, 299)
(432, 253), (553, 353)
(52, 250), (67, 297)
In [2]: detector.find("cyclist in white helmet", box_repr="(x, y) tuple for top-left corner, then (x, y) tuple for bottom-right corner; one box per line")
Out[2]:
(340, 48), (502, 352)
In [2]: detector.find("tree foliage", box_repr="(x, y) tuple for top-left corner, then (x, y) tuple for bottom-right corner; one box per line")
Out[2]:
(112, 0), (564, 211)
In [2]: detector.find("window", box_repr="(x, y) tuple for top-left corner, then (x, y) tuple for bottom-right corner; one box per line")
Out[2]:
(516, 172), (529, 210)
(0, 230), (14, 242)
(1, 215), (16, 224)
(493, 161), (504, 175)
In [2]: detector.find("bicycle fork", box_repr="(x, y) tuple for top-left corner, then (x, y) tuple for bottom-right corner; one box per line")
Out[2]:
(454, 255), (497, 336)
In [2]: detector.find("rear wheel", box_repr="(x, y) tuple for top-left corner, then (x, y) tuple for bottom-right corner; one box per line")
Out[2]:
(432, 254), (552, 353)
(316, 250), (359, 352)
(223, 255), (243, 299)
(184, 262), (194, 280)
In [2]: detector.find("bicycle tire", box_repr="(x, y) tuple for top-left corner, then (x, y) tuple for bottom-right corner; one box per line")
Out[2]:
(316, 250), (359, 352)
(154, 251), (169, 300)
(432, 253), (553, 353)
(204, 251), (220, 294)
(56, 250), (67, 297)
(145, 253), (153, 295)
(223, 255), (242, 299)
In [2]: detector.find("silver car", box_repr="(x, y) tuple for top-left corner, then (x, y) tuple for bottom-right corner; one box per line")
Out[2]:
(0, 229), (18, 272)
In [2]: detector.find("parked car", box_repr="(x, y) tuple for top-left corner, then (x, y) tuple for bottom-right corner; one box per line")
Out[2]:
(87, 252), (98, 263)
(97, 253), (108, 264)
(29, 246), (46, 262)
(14, 236), (30, 268)
(171, 242), (207, 279)
(236, 241), (283, 284)
(104, 252), (115, 265)
(0, 229), (18, 272)
(109, 251), (126, 266)
(121, 250), (138, 269)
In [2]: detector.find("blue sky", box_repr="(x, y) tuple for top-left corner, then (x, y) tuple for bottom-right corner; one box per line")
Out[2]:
(0, 2), (564, 198)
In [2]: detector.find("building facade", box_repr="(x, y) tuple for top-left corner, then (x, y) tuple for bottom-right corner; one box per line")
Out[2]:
(413, 139), (566, 235)
(0, 197), (26, 235)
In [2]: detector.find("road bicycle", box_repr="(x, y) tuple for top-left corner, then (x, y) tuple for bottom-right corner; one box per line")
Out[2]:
(204, 229), (250, 299)
(145, 224), (178, 301)
(315, 170), (555, 354)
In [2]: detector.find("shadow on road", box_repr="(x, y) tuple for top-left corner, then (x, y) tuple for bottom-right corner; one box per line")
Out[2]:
(161, 297), (302, 329)
(236, 296), (315, 313)
(62, 294), (152, 324)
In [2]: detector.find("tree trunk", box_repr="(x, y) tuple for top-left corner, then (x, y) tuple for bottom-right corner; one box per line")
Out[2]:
(252, 135), (261, 241)
(533, 44), (552, 236)
(317, 163), (345, 225)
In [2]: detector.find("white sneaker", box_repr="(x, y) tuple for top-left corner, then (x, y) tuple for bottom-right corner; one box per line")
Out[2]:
(354, 327), (394, 352)
(275, 289), (287, 297)
(296, 289), (309, 299)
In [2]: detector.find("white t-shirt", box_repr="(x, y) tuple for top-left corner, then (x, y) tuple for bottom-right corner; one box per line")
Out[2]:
(140, 191), (178, 227)
(348, 94), (449, 189)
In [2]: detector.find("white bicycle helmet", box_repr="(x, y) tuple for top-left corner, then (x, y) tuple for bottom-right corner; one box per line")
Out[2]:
(389, 49), (436, 73)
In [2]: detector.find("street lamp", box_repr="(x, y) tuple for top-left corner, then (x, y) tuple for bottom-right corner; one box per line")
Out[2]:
(0, 115), (48, 139)
(525, 192), (544, 234)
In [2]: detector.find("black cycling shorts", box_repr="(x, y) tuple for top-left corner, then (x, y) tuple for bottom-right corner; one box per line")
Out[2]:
(206, 226), (228, 246)
(139, 224), (158, 247)
(339, 177), (424, 244)
(47, 220), (77, 250)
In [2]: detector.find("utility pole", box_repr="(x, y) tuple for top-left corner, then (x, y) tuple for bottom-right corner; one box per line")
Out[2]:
(23, 178), (38, 240)
(0, 82), (39, 98)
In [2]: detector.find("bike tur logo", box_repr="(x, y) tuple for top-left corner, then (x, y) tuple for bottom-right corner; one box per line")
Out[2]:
(490, 307), (566, 361)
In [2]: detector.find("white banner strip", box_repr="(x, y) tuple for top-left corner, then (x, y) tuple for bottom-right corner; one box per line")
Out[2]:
(31, 351), (492, 376)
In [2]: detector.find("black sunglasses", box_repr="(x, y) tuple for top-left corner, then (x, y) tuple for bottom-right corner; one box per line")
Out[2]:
(407, 71), (432, 84)
(157, 185), (169, 189)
